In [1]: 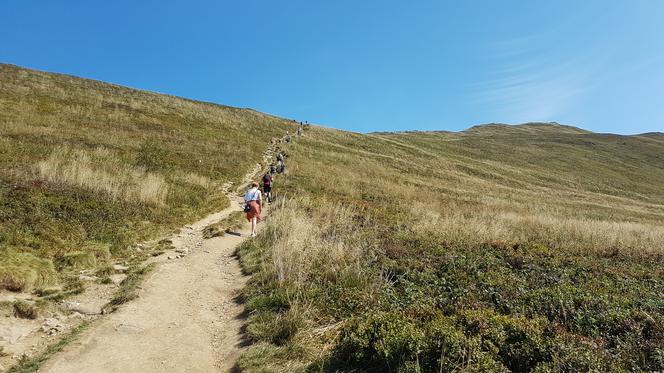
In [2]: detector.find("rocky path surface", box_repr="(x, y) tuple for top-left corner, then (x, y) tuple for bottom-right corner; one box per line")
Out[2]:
(40, 201), (250, 372)
(38, 137), (285, 373)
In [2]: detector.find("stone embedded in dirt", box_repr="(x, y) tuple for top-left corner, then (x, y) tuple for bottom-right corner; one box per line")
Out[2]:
(113, 264), (129, 273)
(67, 312), (84, 320)
(41, 318), (65, 335)
(175, 248), (189, 254)
(110, 274), (127, 286)
(61, 301), (100, 315)
(114, 323), (144, 334)
(79, 274), (98, 281)
(167, 255), (176, 260)
(73, 305), (100, 315)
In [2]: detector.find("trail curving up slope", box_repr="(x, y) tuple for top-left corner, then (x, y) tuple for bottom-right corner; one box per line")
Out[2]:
(39, 139), (284, 373)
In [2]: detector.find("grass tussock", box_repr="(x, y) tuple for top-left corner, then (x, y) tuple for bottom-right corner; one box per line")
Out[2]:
(103, 263), (155, 313)
(13, 300), (38, 319)
(236, 126), (664, 371)
(0, 251), (57, 292)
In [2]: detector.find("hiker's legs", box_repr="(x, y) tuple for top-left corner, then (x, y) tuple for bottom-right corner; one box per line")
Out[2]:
(251, 217), (257, 236)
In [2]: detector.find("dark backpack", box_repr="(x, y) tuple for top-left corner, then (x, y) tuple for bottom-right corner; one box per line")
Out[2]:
(262, 174), (272, 187)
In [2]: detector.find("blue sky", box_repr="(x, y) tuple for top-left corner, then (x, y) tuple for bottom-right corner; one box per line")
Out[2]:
(2, 1), (663, 134)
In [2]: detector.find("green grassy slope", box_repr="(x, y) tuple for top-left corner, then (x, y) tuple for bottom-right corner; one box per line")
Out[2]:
(237, 124), (664, 372)
(0, 64), (296, 292)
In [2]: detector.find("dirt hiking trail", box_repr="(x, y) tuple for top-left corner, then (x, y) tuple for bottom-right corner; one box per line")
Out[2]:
(38, 140), (284, 373)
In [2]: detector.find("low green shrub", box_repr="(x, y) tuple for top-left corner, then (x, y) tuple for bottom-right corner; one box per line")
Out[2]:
(247, 308), (304, 346)
(333, 311), (506, 372)
(245, 289), (290, 313)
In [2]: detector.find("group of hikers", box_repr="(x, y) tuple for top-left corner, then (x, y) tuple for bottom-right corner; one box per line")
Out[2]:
(243, 123), (307, 237)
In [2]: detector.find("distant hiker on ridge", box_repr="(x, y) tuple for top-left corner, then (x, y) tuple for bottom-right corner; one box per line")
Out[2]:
(244, 181), (263, 237)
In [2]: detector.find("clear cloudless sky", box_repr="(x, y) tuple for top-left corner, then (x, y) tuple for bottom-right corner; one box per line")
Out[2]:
(2, 1), (663, 134)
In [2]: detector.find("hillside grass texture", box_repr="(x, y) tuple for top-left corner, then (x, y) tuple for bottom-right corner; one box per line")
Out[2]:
(0, 64), (296, 294)
(237, 125), (664, 372)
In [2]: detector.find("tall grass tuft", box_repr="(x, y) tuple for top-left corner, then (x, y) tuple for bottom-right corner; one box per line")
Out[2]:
(0, 251), (57, 292)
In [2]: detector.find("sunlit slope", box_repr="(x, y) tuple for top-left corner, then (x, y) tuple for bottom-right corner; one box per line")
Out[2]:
(0, 64), (295, 291)
(372, 123), (664, 221)
(237, 123), (664, 372)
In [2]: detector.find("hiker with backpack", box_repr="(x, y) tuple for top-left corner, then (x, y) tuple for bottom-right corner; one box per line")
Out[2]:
(262, 172), (273, 203)
(276, 152), (285, 173)
(244, 181), (263, 237)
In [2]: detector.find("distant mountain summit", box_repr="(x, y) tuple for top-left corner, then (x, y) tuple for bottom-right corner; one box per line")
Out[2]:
(464, 122), (591, 135)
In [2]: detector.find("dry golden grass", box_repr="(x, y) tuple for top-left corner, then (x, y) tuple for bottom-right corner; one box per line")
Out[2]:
(287, 126), (664, 258)
(265, 198), (367, 287)
(36, 147), (168, 205)
(175, 172), (212, 189)
(0, 251), (57, 292)
(412, 206), (664, 256)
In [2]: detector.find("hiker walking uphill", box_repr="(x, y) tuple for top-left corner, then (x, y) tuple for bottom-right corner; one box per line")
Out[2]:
(262, 171), (273, 203)
(276, 151), (286, 174)
(244, 182), (263, 237)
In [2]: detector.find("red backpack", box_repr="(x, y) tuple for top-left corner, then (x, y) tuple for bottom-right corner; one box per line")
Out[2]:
(262, 174), (272, 187)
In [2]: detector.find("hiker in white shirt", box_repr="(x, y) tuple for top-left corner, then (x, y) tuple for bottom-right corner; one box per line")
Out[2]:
(244, 182), (263, 237)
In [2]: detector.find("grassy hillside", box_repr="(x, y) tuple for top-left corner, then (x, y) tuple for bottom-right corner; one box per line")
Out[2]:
(0, 64), (296, 292)
(237, 124), (664, 372)
(3, 64), (664, 371)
